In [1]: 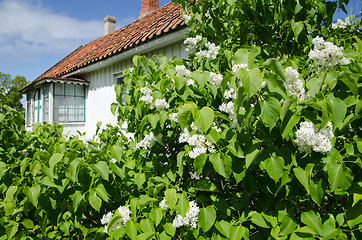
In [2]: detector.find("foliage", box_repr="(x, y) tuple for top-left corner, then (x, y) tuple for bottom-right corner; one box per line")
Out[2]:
(174, 0), (350, 57)
(0, 72), (28, 112)
(0, 0), (361, 239)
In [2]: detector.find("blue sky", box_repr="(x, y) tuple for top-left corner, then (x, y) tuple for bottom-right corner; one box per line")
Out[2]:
(0, 0), (360, 84)
(0, 0), (170, 82)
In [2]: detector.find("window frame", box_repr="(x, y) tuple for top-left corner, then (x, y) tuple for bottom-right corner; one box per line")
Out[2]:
(53, 83), (86, 123)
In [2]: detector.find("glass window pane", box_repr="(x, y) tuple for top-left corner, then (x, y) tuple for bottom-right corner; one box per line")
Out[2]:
(55, 83), (64, 95)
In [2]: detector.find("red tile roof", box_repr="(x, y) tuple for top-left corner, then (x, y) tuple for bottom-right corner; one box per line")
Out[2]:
(25, 2), (184, 90)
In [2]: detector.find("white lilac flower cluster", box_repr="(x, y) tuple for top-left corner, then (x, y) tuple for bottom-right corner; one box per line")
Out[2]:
(196, 42), (221, 60)
(100, 205), (131, 234)
(159, 198), (168, 209)
(135, 132), (162, 149)
(183, 14), (192, 24)
(332, 17), (352, 29)
(169, 112), (178, 122)
(140, 87), (153, 104)
(184, 36), (202, 54)
(224, 88), (237, 100)
(219, 101), (238, 128)
(154, 98), (170, 112)
(212, 122), (222, 133)
(172, 200), (200, 229)
(308, 36), (351, 71)
(175, 65), (195, 86)
(284, 67), (308, 101)
(295, 121), (334, 153)
(176, 65), (191, 77)
(209, 72), (223, 88)
(179, 128), (215, 159)
(232, 63), (249, 75)
(189, 171), (201, 180)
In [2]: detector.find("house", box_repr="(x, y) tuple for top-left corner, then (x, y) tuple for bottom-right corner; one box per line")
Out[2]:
(21, 0), (188, 139)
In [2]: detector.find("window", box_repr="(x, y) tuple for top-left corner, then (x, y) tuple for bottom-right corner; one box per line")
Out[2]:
(53, 83), (85, 123)
(33, 89), (41, 124)
(26, 92), (33, 125)
(43, 84), (50, 122)
(117, 77), (128, 105)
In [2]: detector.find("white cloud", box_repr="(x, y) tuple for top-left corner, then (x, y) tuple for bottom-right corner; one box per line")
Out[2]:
(0, 0), (104, 61)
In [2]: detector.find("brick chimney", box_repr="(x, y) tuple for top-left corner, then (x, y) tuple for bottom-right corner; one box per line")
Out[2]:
(104, 15), (117, 35)
(139, 0), (159, 18)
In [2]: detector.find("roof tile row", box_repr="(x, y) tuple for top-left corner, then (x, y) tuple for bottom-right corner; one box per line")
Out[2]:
(33, 2), (184, 84)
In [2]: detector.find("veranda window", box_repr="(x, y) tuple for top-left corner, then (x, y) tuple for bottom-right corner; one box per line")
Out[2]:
(53, 83), (85, 123)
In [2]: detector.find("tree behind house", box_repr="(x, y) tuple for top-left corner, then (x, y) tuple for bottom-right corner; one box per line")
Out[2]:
(0, 72), (28, 112)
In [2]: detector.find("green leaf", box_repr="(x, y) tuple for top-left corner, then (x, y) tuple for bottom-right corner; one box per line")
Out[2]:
(126, 221), (138, 240)
(346, 202), (362, 228)
(264, 58), (286, 80)
(138, 195), (157, 209)
(49, 153), (63, 172)
(209, 153), (232, 178)
(215, 220), (231, 238)
(264, 155), (284, 182)
(174, 76), (186, 91)
(21, 219), (34, 229)
(192, 70), (210, 88)
(66, 158), (81, 183)
(148, 114), (159, 129)
(24, 184), (41, 207)
(293, 164), (314, 194)
(70, 191), (83, 212)
(39, 176), (57, 188)
(150, 208), (163, 227)
(199, 206), (216, 232)
(281, 96), (297, 121)
(178, 102), (197, 129)
(234, 49), (249, 65)
(195, 107), (214, 132)
(176, 193), (189, 217)
(110, 145), (123, 162)
(163, 222), (176, 237)
(93, 161), (109, 181)
(6, 222), (19, 240)
(318, 100), (329, 129)
(291, 21), (304, 43)
(227, 141), (244, 158)
(327, 161), (353, 191)
(322, 215), (340, 239)
(229, 225), (245, 240)
(163, 189), (177, 210)
(135, 173), (146, 189)
(247, 68), (263, 97)
(329, 97), (347, 129)
(139, 219), (155, 233)
(307, 76), (324, 97)
(137, 232), (155, 240)
(281, 113), (300, 139)
(353, 193), (362, 207)
(310, 181), (323, 206)
(279, 215), (297, 236)
(88, 190), (102, 212)
(95, 184), (109, 202)
(260, 97), (281, 131)
(250, 212), (270, 228)
(301, 211), (323, 236)
(245, 148), (260, 169)
(338, 71), (358, 95)
(194, 153), (207, 175)
(4, 186), (17, 215)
